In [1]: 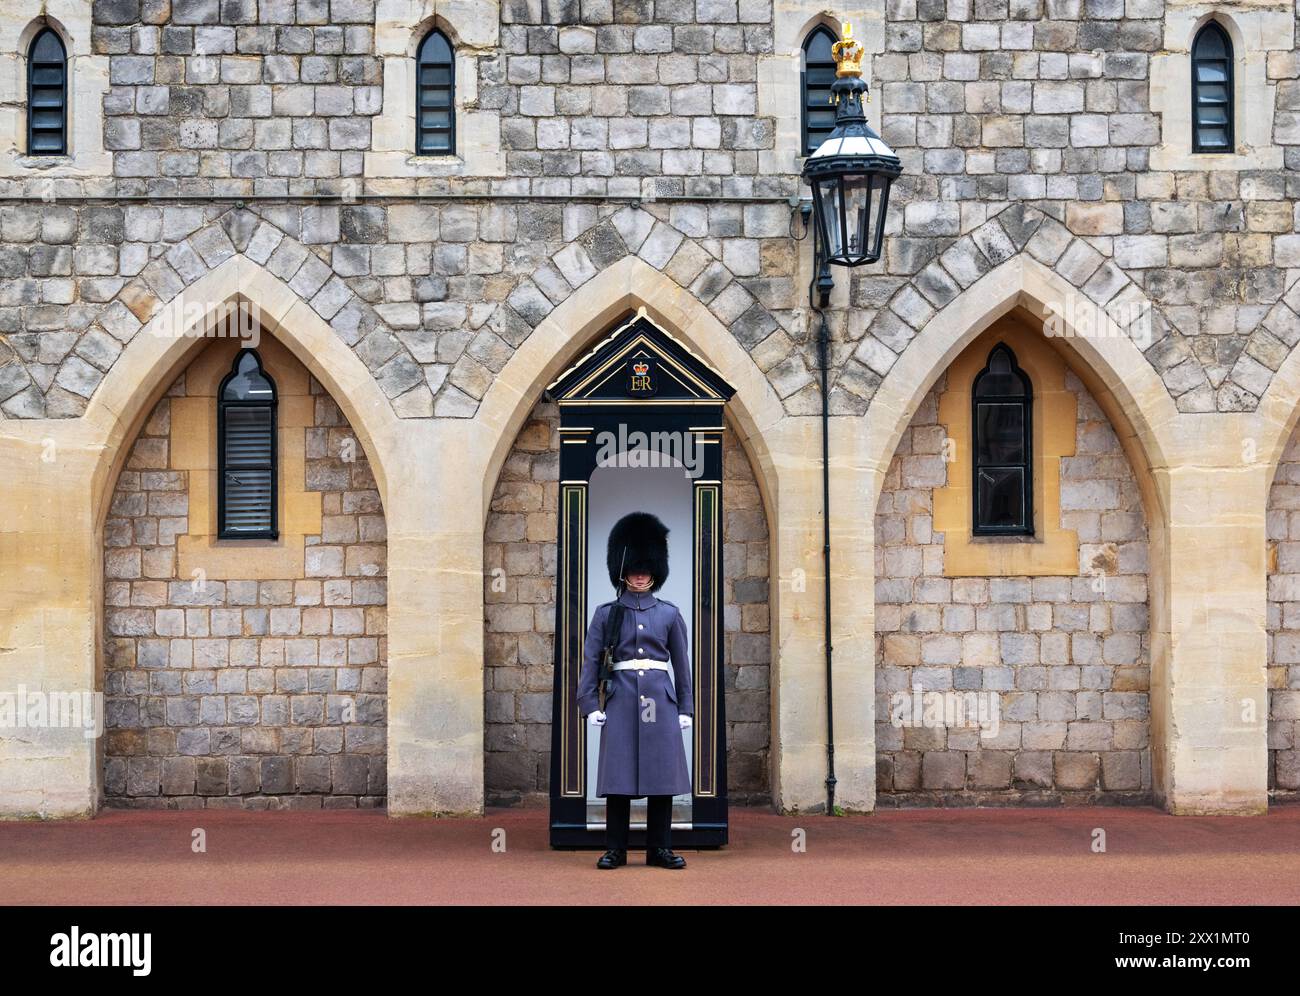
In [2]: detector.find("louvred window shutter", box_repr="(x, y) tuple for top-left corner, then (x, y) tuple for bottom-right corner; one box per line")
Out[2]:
(218, 350), (278, 539)
(222, 407), (275, 535)
(28, 28), (67, 156)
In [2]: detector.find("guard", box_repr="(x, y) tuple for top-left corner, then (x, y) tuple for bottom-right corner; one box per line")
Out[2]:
(577, 511), (694, 870)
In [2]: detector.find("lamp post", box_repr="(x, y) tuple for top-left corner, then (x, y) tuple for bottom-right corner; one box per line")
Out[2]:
(800, 22), (903, 817)
(801, 22), (903, 307)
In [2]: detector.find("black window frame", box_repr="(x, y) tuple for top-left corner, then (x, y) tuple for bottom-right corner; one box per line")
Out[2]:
(27, 26), (68, 157)
(971, 343), (1034, 537)
(217, 349), (279, 541)
(1191, 21), (1234, 154)
(416, 27), (455, 157)
(800, 25), (838, 158)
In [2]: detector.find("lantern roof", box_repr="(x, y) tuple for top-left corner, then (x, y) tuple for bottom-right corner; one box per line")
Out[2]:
(806, 131), (899, 163)
(803, 21), (902, 172)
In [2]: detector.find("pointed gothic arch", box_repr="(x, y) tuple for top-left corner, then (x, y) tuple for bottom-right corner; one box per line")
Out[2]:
(470, 255), (867, 812)
(84, 256), (401, 525)
(857, 253), (1242, 816)
(20, 254), (406, 814)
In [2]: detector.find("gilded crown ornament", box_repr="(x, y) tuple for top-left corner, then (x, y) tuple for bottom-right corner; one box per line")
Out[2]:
(831, 21), (864, 78)
(800, 18), (903, 288)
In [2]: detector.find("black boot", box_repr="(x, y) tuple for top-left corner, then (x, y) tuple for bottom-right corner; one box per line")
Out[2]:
(646, 847), (686, 869)
(597, 848), (627, 869)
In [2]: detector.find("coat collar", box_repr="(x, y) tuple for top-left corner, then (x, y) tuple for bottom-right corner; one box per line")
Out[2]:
(617, 588), (658, 609)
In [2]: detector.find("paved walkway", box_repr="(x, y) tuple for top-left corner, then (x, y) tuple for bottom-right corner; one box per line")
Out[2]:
(3, 805), (1298, 905)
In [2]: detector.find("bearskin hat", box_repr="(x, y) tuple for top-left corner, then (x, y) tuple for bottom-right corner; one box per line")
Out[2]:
(606, 511), (670, 592)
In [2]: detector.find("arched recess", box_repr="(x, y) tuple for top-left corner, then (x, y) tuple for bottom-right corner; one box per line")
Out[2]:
(0, 254), (400, 821)
(862, 254), (1183, 805)
(1252, 321), (1300, 803)
(471, 255), (840, 812)
(101, 331), (390, 808)
(875, 312), (1155, 802)
(481, 317), (776, 808)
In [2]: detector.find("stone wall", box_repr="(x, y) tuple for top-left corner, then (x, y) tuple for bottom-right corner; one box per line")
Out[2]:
(720, 421), (771, 803)
(874, 356), (1152, 804)
(0, 0), (1294, 820)
(483, 398), (558, 804)
(102, 339), (388, 808)
(1266, 425), (1300, 802)
(483, 396), (771, 805)
(0, 2), (1293, 425)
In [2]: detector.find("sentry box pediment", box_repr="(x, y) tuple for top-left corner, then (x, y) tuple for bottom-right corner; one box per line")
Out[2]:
(544, 311), (737, 407)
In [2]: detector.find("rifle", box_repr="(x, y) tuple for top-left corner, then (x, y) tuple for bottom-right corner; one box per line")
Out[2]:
(597, 546), (627, 712)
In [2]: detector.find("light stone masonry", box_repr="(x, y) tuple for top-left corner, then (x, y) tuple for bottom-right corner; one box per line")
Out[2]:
(875, 368), (1151, 803)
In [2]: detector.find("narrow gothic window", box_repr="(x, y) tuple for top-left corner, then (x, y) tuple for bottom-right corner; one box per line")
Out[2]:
(27, 28), (67, 155)
(218, 350), (278, 540)
(801, 26), (838, 157)
(1191, 22), (1233, 153)
(416, 28), (455, 155)
(972, 344), (1033, 536)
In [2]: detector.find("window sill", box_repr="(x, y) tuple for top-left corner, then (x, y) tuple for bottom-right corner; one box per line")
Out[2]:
(1148, 145), (1284, 172)
(363, 149), (488, 180)
(15, 154), (71, 166)
(0, 149), (112, 179)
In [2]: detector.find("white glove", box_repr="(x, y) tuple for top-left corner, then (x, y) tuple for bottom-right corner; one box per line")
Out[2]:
(679, 715), (692, 730)
(589, 711), (606, 726)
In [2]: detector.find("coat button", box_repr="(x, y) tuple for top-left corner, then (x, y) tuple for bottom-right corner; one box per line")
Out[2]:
(638, 670), (644, 676)
(638, 623), (644, 629)
(637, 648), (644, 654)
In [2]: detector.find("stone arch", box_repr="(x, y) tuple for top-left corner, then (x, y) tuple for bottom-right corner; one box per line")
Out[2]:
(845, 204), (1210, 417)
(862, 254), (1178, 515)
(862, 253), (1183, 804)
(78, 255), (403, 810)
(476, 254), (787, 528)
(375, 0), (498, 53)
(1190, 10), (1246, 54)
(17, 207), (431, 423)
(18, 15), (72, 53)
(790, 13), (842, 59)
(85, 255), (402, 526)
(455, 204), (803, 424)
(1251, 317), (1300, 803)
(0, 246), (410, 816)
(408, 13), (464, 53)
(100, 332), (390, 809)
(470, 255), (820, 810)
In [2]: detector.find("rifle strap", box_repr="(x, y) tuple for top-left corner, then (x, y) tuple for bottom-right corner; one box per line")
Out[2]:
(602, 602), (626, 654)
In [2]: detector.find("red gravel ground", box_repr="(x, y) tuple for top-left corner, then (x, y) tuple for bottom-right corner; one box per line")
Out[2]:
(2, 805), (1298, 905)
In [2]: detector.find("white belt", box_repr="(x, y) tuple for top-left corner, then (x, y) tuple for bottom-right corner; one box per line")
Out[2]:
(612, 660), (669, 672)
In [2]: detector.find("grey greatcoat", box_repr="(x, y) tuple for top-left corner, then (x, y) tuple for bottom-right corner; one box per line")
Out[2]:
(576, 588), (694, 798)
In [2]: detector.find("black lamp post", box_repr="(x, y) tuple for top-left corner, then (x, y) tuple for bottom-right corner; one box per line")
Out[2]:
(800, 23), (903, 818)
(801, 23), (903, 307)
